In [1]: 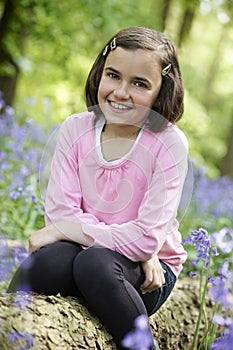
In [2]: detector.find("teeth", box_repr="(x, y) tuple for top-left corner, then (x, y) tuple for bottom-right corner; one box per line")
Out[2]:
(110, 102), (131, 110)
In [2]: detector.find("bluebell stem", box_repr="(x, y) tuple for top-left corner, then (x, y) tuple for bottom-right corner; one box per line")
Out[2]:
(183, 228), (219, 350)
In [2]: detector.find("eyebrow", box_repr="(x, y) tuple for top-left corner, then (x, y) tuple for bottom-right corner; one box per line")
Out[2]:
(104, 66), (151, 85)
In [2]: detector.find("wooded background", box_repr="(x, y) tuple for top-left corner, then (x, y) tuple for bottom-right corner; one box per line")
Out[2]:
(0, 0), (233, 178)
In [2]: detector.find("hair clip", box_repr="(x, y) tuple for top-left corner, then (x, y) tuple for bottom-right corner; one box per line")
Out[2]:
(102, 38), (117, 57)
(162, 63), (172, 76)
(110, 37), (117, 51)
(103, 45), (108, 56)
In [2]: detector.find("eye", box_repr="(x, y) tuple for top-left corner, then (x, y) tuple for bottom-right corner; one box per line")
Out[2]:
(134, 81), (148, 89)
(107, 72), (120, 80)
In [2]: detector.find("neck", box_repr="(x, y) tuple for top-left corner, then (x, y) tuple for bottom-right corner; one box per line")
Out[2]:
(103, 123), (141, 140)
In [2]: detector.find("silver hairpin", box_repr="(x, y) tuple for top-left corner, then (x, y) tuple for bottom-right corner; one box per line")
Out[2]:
(110, 37), (117, 51)
(103, 45), (108, 56)
(162, 63), (172, 76)
(102, 38), (117, 57)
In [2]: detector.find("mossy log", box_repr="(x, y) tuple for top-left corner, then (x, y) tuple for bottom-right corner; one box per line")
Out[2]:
(0, 278), (211, 350)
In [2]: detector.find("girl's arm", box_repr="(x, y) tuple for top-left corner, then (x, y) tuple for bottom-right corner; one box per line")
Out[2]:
(28, 222), (93, 253)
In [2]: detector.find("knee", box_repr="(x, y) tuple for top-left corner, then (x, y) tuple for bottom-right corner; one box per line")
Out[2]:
(73, 248), (118, 288)
(24, 241), (79, 279)
(74, 248), (109, 275)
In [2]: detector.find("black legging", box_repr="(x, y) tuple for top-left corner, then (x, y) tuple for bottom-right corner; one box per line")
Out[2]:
(7, 241), (176, 349)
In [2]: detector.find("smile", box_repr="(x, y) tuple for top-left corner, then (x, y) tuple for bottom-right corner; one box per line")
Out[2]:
(109, 101), (133, 111)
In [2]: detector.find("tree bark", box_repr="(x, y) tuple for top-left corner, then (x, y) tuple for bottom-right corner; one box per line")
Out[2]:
(0, 279), (212, 350)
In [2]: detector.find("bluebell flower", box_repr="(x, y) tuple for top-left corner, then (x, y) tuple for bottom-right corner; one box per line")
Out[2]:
(209, 268), (233, 309)
(121, 315), (154, 350)
(189, 271), (197, 277)
(219, 261), (230, 279)
(211, 228), (233, 254)
(7, 331), (34, 350)
(212, 315), (232, 327)
(182, 228), (217, 269)
(211, 320), (233, 350)
(13, 247), (28, 265)
(183, 167), (233, 222)
(0, 237), (15, 282)
(14, 288), (32, 311)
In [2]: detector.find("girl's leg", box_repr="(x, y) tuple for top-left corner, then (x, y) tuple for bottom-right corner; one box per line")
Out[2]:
(73, 248), (176, 349)
(7, 241), (83, 297)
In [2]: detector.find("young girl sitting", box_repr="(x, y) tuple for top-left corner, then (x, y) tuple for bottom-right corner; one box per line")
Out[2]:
(8, 26), (188, 350)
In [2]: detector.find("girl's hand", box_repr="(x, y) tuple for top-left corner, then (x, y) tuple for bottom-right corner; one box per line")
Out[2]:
(28, 222), (93, 254)
(28, 225), (63, 253)
(140, 255), (166, 294)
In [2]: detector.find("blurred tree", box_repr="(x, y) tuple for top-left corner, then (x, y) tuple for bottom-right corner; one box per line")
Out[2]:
(0, 0), (37, 106)
(177, 0), (200, 47)
(0, 0), (20, 106)
(161, 0), (172, 31)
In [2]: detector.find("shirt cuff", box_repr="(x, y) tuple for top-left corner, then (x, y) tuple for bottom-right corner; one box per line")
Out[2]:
(81, 223), (115, 250)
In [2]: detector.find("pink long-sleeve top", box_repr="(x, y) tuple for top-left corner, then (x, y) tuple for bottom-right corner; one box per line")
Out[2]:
(45, 111), (188, 276)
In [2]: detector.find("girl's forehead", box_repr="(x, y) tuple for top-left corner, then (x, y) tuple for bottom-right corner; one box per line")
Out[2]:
(104, 47), (162, 71)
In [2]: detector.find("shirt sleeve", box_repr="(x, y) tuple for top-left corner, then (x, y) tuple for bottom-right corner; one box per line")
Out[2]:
(82, 128), (189, 261)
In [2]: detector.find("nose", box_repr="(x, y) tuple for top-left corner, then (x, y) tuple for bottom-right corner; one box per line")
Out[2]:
(113, 82), (130, 100)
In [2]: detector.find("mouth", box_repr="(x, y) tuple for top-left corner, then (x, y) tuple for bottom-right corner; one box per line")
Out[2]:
(108, 101), (134, 112)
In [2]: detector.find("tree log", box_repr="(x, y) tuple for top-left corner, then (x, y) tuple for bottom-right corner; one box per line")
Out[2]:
(0, 279), (210, 350)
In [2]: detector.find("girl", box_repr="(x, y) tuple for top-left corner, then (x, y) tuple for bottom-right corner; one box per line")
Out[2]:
(8, 27), (188, 349)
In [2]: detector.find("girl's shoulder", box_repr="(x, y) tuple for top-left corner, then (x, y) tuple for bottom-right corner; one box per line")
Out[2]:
(64, 110), (95, 128)
(59, 110), (96, 137)
(164, 124), (189, 150)
(143, 123), (189, 153)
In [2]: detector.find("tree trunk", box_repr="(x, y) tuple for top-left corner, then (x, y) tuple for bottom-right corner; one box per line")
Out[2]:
(0, 0), (19, 106)
(177, 0), (199, 48)
(161, 0), (172, 32)
(0, 279), (212, 350)
(0, 0), (32, 106)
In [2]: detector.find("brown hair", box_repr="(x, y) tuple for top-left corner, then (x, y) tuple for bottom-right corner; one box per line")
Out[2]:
(85, 27), (184, 129)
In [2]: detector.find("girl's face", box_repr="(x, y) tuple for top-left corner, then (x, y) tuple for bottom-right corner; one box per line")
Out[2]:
(97, 47), (162, 127)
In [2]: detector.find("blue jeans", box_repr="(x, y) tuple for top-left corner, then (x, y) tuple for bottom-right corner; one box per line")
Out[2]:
(8, 241), (176, 348)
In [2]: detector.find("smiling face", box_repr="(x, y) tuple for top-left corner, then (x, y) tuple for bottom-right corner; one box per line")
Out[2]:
(97, 47), (163, 128)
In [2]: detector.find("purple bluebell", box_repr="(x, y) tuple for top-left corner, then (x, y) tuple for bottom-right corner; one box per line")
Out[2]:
(121, 315), (154, 350)
(212, 315), (232, 327)
(0, 238), (14, 282)
(219, 261), (230, 279)
(182, 228), (217, 269)
(211, 228), (233, 254)
(211, 320), (233, 350)
(189, 271), (197, 277)
(7, 331), (34, 350)
(1, 99), (47, 239)
(13, 247), (28, 265)
(14, 289), (32, 311)
(180, 167), (233, 224)
(209, 269), (233, 309)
